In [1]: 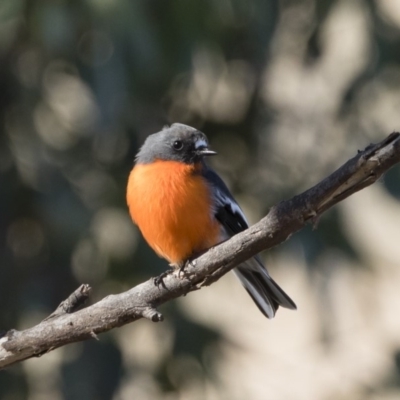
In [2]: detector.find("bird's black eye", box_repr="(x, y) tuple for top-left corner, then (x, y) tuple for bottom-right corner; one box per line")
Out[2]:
(173, 140), (183, 150)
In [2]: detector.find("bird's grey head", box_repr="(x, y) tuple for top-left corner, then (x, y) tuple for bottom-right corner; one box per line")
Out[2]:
(135, 123), (216, 164)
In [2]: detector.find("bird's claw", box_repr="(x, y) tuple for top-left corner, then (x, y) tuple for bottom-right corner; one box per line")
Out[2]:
(154, 259), (197, 285)
(177, 259), (197, 279)
(177, 263), (187, 279)
(153, 270), (170, 288)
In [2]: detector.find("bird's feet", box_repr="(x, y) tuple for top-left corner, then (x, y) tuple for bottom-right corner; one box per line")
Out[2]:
(153, 258), (198, 288)
(153, 270), (171, 289)
(177, 258), (197, 279)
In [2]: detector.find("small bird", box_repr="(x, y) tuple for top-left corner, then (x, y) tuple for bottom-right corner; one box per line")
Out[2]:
(126, 123), (296, 318)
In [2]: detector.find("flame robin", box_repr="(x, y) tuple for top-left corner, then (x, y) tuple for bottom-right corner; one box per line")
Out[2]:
(126, 123), (296, 318)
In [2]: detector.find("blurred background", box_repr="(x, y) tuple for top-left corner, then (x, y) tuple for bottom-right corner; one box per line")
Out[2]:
(1, 0), (400, 399)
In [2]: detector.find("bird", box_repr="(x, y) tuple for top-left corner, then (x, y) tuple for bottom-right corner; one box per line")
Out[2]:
(126, 123), (296, 318)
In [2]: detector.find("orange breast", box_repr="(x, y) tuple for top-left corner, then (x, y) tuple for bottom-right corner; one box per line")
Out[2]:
(126, 160), (220, 264)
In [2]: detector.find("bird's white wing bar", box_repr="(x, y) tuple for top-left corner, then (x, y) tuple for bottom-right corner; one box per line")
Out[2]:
(214, 188), (249, 227)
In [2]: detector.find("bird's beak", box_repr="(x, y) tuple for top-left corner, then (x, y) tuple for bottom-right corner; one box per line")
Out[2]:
(197, 147), (217, 156)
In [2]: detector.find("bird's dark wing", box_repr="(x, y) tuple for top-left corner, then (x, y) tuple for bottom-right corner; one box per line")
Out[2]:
(202, 167), (249, 236)
(202, 166), (297, 318)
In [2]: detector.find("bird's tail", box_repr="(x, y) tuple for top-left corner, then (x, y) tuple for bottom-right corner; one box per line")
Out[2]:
(233, 256), (296, 319)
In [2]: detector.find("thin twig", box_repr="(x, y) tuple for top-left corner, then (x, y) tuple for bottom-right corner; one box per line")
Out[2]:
(43, 284), (91, 321)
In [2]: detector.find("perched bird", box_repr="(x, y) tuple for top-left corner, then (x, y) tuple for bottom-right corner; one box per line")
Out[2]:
(126, 123), (296, 318)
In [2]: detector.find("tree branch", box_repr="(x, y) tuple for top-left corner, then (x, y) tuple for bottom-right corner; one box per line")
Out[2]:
(1, 132), (400, 369)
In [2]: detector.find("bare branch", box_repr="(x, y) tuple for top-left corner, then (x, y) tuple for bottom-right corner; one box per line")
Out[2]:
(1, 132), (399, 369)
